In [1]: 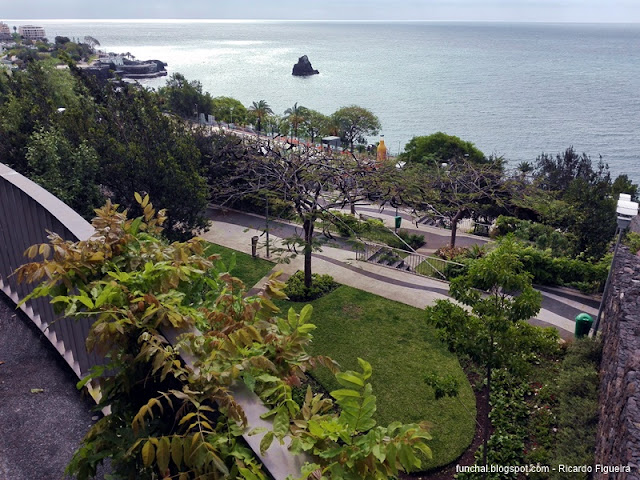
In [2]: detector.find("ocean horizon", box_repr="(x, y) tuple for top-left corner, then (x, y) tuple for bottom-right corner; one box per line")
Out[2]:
(10, 19), (639, 183)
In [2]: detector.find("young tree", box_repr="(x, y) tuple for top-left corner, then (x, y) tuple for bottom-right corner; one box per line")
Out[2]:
(331, 105), (381, 152)
(426, 239), (553, 475)
(249, 99), (273, 134)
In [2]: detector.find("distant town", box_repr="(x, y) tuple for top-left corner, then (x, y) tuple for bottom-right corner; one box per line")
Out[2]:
(0, 21), (166, 79)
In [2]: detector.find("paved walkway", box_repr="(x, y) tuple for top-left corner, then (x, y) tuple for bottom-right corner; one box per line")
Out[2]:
(204, 206), (600, 339)
(0, 294), (107, 480)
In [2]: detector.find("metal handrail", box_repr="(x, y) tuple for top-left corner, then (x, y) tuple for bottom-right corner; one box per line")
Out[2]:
(356, 240), (465, 281)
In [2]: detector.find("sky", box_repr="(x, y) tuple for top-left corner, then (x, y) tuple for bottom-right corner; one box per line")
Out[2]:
(3, 0), (640, 24)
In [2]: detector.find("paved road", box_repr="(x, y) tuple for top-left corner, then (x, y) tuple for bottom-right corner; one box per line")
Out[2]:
(205, 205), (600, 339)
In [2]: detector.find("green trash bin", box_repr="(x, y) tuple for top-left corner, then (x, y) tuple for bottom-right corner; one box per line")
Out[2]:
(394, 216), (402, 229)
(574, 313), (593, 339)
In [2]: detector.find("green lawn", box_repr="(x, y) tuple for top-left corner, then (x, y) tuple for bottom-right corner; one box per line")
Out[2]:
(278, 285), (476, 471)
(204, 243), (274, 289)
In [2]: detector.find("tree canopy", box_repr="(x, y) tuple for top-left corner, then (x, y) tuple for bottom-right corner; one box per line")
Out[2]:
(211, 96), (247, 124)
(400, 132), (486, 166)
(158, 72), (213, 119)
(0, 62), (210, 240)
(331, 105), (381, 152)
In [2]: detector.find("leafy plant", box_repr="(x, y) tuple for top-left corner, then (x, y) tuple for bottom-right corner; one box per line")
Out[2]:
(282, 359), (433, 479)
(15, 196), (433, 479)
(284, 271), (338, 302)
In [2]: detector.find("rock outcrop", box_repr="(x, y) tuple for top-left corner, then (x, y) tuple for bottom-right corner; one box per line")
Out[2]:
(292, 55), (319, 76)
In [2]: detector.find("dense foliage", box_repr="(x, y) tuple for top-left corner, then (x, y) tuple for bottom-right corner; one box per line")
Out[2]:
(0, 62), (209, 239)
(284, 271), (338, 301)
(399, 131), (487, 166)
(15, 197), (434, 479)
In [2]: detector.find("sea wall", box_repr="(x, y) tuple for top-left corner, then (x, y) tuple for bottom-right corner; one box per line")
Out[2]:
(595, 246), (640, 479)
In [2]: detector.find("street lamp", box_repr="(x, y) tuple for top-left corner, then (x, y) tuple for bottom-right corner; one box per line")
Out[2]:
(592, 193), (639, 336)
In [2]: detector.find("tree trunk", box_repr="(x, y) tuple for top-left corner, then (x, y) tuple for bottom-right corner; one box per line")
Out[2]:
(350, 198), (356, 215)
(449, 209), (465, 248)
(303, 218), (314, 288)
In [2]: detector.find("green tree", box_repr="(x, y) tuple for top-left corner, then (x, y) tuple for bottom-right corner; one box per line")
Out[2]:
(400, 131), (486, 166)
(0, 61), (90, 172)
(426, 239), (552, 474)
(212, 141), (376, 288)
(403, 158), (508, 247)
(25, 126), (103, 218)
(211, 96), (247, 125)
(158, 72), (211, 119)
(331, 105), (381, 152)
(299, 107), (329, 144)
(283, 102), (304, 139)
(84, 78), (209, 239)
(531, 147), (635, 258)
(248, 100), (273, 134)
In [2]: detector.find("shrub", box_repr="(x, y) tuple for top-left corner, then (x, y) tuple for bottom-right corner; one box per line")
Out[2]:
(493, 216), (573, 257)
(394, 229), (426, 250)
(434, 245), (468, 260)
(328, 212), (368, 237)
(284, 271), (338, 301)
(489, 239), (609, 292)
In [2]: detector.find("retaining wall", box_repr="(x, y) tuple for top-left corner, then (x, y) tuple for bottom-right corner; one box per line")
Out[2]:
(595, 246), (640, 479)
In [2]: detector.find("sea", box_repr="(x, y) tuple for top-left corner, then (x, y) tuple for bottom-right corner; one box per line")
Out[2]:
(10, 19), (640, 184)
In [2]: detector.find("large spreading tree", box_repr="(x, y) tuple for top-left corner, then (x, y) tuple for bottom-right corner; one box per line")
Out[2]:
(211, 140), (379, 287)
(331, 105), (381, 152)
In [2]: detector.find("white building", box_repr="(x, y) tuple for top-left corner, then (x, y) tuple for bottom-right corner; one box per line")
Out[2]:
(18, 25), (46, 41)
(0, 22), (11, 41)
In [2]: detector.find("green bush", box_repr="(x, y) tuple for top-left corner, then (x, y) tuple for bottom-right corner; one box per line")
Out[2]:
(490, 239), (609, 292)
(493, 216), (573, 257)
(284, 271), (338, 301)
(388, 229), (425, 250)
(443, 259), (469, 280)
(328, 212), (370, 237)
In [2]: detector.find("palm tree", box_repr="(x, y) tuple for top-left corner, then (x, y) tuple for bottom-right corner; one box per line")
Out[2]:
(249, 100), (273, 134)
(284, 102), (305, 140)
(517, 161), (534, 181)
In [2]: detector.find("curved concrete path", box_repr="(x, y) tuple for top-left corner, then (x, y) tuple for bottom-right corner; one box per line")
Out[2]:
(204, 206), (599, 339)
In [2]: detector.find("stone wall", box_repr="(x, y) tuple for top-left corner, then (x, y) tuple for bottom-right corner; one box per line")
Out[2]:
(595, 246), (640, 479)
